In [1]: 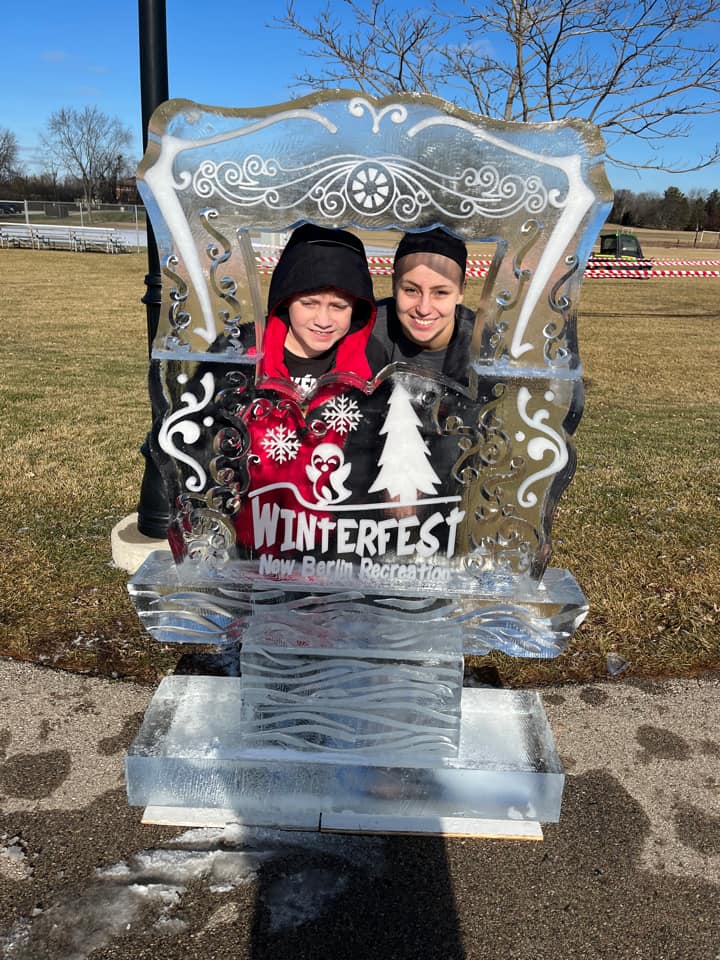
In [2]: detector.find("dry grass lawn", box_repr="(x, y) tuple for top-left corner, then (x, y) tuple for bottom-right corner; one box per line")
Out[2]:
(0, 248), (718, 685)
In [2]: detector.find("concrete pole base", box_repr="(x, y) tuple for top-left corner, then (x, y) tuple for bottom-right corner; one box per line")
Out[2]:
(111, 512), (169, 574)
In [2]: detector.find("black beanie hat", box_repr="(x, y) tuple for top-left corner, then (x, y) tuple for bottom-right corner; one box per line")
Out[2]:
(267, 224), (374, 327)
(394, 227), (467, 277)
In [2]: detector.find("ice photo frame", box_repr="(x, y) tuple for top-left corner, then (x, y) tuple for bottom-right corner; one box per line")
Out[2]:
(127, 92), (613, 835)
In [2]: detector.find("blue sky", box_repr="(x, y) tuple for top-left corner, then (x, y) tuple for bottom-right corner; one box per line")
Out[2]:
(3, 0), (719, 197)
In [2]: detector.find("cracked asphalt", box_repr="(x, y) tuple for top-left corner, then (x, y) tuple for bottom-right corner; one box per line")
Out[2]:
(1, 658), (718, 959)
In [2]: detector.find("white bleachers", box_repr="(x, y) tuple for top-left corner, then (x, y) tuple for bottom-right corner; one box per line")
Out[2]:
(0, 222), (129, 253)
(73, 226), (128, 253)
(0, 223), (38, 248)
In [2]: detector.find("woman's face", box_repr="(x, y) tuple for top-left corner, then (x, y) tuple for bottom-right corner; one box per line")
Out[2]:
(393, 253), (465, 351)
(285, 288), (355, 358)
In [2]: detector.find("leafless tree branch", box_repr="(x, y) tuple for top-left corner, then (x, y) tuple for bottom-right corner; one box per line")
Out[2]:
(41, 106), (132, 212)
(276, 0), (720, 171)
(0, 128), (20, 181)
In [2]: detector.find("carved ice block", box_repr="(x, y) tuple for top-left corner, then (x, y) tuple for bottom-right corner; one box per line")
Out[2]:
(238, 604), (465, 760)
(126, 677), (565, 823)
(126, 91), (613, 830)
(134, 91), (612, 608)
(129, 550), (588, 658)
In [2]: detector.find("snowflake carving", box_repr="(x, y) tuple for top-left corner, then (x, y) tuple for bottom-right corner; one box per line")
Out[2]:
(323, 394), (362, 434)
(261, 425), (300, 463)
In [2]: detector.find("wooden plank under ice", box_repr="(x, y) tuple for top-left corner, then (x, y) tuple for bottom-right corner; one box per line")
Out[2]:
(142, 807), (543, 839)
(320, 813), (544, 840)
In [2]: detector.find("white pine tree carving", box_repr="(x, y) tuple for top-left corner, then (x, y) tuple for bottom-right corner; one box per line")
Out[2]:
(369, 382), (440, 502)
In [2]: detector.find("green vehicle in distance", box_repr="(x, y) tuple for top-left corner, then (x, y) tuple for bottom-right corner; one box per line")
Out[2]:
(598, 231), (645, 259)
(589, 231), (652, 276)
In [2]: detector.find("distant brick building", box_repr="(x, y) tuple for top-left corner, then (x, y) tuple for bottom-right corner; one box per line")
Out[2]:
(115, 177), (141, 205)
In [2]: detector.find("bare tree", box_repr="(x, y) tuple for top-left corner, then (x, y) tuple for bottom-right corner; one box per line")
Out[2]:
(278, 0), (720, 172)
(0, 128), (19, 182)
(282, 0), (447, 96)
(41, 106), (132, 215)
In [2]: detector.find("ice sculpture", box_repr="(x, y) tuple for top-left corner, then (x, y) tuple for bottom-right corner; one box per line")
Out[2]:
(126, 91), (612, 833)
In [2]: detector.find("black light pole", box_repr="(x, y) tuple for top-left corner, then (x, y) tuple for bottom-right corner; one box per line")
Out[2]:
(136, 0), (169, 537)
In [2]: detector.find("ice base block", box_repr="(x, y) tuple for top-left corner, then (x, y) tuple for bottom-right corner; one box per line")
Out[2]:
(126, 677), (565, 831)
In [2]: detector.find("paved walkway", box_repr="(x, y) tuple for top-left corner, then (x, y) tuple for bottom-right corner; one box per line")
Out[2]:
(1, 658), (718, 959)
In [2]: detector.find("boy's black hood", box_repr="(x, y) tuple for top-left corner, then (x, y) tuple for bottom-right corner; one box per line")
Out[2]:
(267, 224), (374, 329)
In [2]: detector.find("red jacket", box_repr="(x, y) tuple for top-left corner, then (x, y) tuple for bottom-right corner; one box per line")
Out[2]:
(233, 303), (383, 558)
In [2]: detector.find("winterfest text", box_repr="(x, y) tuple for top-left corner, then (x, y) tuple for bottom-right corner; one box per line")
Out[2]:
(251, 499), (465, 560)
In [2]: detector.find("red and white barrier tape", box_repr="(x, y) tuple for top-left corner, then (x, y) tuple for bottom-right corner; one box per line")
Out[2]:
(585, 269), (649, 278)
(255, 256), (720, 279)
(652, 259), (720, 267)
(649, 269), (720, 277)
(586, 269), (720, 278)
(587, 259), (653, 268)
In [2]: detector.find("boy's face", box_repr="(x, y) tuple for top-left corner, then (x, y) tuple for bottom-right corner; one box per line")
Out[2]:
(285, 288), (355, 358)
(393, 253), (465, 351)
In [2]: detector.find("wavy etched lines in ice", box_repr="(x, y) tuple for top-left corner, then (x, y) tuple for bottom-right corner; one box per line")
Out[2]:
(140, 591), (251, 643)
(245, 592), (462, 651)
(218, 587), (288, 603)
(251, 590), (457, 619)
(246, 609), (461, 652)
(136, 586), (462, 647)
(372, 595), (448, 611)
(242, 649), (460, 698)
(453, 604), (563, 658)
(241, 651), (461, 759)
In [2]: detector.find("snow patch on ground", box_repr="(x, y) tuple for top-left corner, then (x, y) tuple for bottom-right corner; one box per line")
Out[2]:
(0, 823), (385, 959)
(0, 836), (33, 882)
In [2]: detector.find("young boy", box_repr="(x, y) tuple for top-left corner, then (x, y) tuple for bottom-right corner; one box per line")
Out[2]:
(258, 223), (386, 390)
(371, 227), (475, 384)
